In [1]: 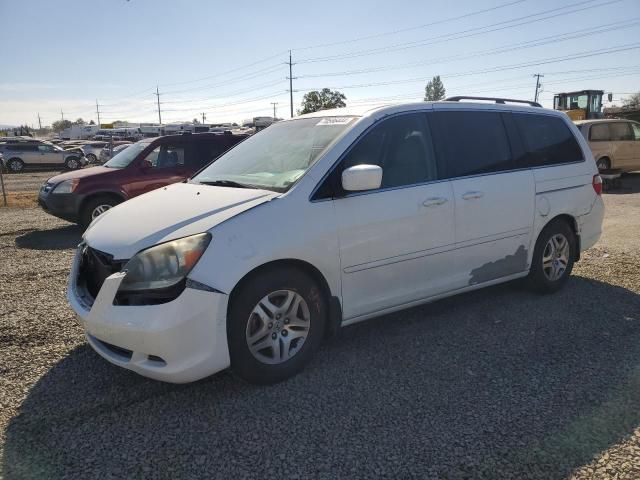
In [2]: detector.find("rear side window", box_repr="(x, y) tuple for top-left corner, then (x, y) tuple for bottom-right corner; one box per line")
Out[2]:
(8, 144), (37, 152)
(589, 123), (610, 141)
(431, 110), (512, 178)
(192, 139), (230, 168)
(609, 122), (633, 141)
(514, 113), (583, 167)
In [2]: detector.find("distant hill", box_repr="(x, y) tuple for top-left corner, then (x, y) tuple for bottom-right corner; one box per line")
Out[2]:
(0, 124), (18, 129)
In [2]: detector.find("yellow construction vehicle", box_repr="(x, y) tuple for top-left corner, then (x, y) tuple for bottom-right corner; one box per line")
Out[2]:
(553, 90), (604, 121)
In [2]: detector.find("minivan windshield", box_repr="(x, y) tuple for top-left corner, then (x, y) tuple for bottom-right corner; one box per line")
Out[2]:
(192, 116), (357, 192)
(104, 141), (151, 168)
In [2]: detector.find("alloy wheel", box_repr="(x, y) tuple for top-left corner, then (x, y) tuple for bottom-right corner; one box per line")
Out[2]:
(542, 233), (570, 281)
(91, 204), (112, 219)
(245, 289), (311, 365)
(9, 160), (23, 172)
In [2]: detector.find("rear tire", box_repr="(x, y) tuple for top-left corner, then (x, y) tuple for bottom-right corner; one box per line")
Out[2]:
(80, 195), (121, 228)
(86, 153), (98, 164)
(228, 266), (327, 384)
(596, 157), (611, 170)
(527, 219), (576, 293)
(6, 158), (24, 173)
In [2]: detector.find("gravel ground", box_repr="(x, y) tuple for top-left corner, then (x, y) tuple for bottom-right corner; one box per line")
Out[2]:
(1, 175), (639, 479)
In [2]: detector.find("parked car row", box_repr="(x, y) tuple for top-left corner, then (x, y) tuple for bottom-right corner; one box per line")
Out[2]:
(65, 98), (605, 384)
(98, 141), (133, 163)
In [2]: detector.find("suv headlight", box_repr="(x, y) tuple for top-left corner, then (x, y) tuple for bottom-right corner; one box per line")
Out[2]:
(118, 233), (211, 292)
(53, 179), (79, 194)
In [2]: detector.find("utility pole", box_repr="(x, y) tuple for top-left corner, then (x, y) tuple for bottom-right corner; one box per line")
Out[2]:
(287, 50), (296, 118)
(154, 86), (162, 125)
(95, 100), (101, 127)
(533, 73), (544, 103)
(61, 110), (64, 122)
(271, 102), (278, 118)
(37, 113), (42, 130)
(201, 112), (206, 124)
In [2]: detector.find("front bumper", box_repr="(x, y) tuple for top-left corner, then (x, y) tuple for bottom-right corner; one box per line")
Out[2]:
(38, 189), (83, 223)
(67, 245), (231, 383)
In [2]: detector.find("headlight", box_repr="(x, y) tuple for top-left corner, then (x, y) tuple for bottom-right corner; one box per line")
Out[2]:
(118, 233), (211, 292)
(53, 179), (79, 194)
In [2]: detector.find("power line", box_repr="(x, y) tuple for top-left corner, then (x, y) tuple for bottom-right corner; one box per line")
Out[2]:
(296, 18), (639, 79)
(297, 0), (621, 63)
(300, 43), (640, 91)
(293, 0), (526, 52)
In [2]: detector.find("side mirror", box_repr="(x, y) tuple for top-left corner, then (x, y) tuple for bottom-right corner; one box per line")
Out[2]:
(341, 164), (383, 192)
(140, 160), (152, 171)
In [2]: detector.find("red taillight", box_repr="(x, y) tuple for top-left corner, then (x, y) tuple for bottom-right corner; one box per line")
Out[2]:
(592, 174), (603, 195)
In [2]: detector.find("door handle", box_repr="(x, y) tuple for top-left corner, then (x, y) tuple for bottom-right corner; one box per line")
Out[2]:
(422, 197), (448, 207)
(462, 191), (484, 200)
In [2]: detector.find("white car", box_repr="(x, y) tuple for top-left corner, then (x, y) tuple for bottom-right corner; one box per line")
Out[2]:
(68, 98), (604, 384)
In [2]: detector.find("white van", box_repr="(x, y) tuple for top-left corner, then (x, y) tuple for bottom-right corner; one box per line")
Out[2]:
(67, 98), (604, 384)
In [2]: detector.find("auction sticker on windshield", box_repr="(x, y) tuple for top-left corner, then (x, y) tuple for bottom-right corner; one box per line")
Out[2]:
(316, 117), (354, 125)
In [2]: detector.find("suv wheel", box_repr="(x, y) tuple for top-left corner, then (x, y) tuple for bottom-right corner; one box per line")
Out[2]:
(65, 157), (81, 170)
(86, 153), (98, 164)
(528, 219), (576, 293)
(228, 266), (327, 384)
(596, 157), (611, 170)
(6, 158), (24, 173)
(80, 195), (121, 228)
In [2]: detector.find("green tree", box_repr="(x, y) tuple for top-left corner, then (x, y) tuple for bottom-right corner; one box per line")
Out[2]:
(73, 118), (85, 125)
(89, 119), (96, 125)
(299, 88), (346, 114)
(622, 91), (640, 109)
(51, 119), (72, 132)
(424, 75), (446, 101)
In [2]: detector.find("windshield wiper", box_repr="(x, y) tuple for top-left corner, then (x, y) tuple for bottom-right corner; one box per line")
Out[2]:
(198, 180), (254, 189)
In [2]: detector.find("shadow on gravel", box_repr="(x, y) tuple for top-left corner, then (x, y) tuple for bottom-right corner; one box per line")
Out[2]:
(605, 172), (640, 195)
(15, 225), (82, 250)
(3, 277), (640, 479)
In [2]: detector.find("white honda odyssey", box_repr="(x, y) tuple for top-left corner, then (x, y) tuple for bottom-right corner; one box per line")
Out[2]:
(68, 98), (604, 384)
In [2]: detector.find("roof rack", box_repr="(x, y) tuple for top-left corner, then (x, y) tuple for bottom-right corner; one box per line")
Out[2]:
(445, 96), (542, 107)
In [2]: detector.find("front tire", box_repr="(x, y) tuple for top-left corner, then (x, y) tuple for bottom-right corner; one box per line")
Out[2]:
(7, 158), (24, 173)
(528, 219), (576, 293)
(86, 153), (98, 164)
(80, 195), (121, 228)
(228, 266), (327, 384)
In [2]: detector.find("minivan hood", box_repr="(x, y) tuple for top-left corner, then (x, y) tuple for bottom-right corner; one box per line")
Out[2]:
(84, 182), (278, 259)
(48, 166), (114, 184)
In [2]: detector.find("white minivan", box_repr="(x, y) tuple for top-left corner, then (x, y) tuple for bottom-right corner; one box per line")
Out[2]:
(67, 98), (604, 384)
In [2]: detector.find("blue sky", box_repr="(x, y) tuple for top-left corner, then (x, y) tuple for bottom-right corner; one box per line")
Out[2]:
(0, 0), (639, 127)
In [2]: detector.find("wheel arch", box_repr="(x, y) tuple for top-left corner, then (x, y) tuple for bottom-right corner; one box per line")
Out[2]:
(539, 213), (581, 261)
(596, 155), (612, 168)
(80, 190), (126, 213)
(228, 258), (342, 337)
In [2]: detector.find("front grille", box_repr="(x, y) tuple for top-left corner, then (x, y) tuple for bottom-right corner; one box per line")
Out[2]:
(79, 246), (126, 300)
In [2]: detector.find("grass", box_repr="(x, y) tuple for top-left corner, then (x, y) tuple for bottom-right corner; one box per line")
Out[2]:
(0, 192), (38, 208)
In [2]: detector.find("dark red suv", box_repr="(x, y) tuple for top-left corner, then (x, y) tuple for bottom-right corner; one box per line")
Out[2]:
(38, 132), (247, 227)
